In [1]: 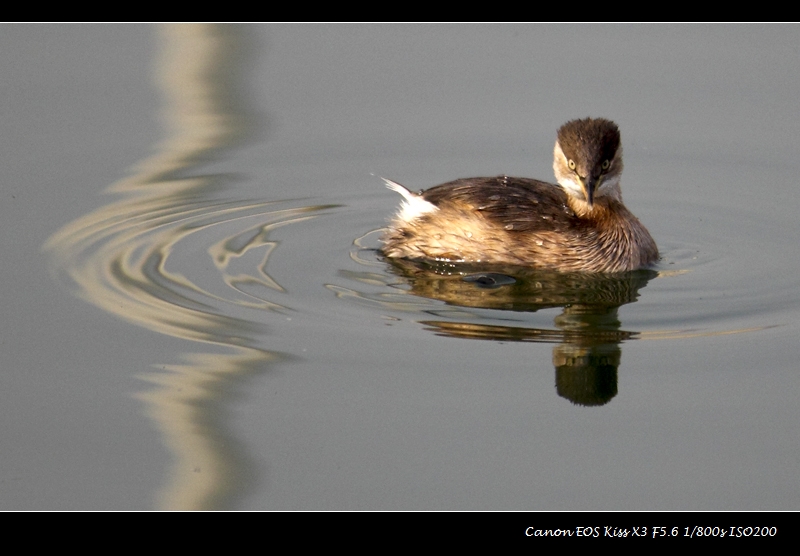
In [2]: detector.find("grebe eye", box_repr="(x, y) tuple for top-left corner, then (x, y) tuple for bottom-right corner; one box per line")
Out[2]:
(601, 159), (610, 170)
(568, 159), (576, 170)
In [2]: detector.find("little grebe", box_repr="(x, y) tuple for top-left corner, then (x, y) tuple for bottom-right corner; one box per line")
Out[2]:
(380, 118), (658, 273)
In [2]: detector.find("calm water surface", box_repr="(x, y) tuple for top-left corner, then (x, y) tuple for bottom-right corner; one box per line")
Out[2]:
(2, 24), (799, 510)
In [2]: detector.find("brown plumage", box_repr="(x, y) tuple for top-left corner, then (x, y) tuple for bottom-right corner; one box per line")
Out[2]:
(380, 118), (658, 273)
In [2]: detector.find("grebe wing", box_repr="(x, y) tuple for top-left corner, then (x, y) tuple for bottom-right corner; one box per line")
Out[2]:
(421, 176), (576, 233)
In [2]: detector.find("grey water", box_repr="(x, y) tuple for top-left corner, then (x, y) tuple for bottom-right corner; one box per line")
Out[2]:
(2, 23), (799, 510)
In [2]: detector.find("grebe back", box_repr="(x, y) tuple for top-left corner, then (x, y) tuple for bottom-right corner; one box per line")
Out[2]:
(379, 118), (658, 273)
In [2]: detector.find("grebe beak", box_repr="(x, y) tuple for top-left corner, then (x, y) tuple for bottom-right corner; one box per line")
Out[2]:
(579, 175), (598, 208)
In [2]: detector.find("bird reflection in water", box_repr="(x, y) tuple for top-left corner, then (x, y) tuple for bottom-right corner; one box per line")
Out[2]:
(384, 257), (656, 406)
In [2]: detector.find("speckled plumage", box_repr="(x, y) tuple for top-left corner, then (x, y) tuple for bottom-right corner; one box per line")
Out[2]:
(380, 118), (658, 273)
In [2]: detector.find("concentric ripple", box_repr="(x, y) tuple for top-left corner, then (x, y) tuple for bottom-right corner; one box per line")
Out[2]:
(41, 24), (342, 511)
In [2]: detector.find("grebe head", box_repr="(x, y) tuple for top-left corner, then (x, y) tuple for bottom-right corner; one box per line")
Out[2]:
(553, 118), (623, 210)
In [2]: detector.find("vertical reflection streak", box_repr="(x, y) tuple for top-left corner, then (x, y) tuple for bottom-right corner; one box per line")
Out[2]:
(43, 25), (286, 509)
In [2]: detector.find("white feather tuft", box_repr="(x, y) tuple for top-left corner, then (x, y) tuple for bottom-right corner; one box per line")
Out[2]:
(381, 177), (438, 223)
